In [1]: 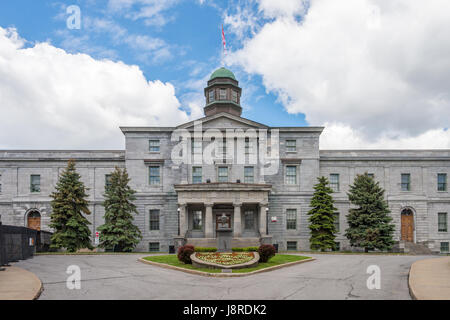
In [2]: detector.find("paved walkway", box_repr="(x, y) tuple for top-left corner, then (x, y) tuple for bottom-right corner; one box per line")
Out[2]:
(16, 254), (429, 300)
(0, 266), (42, 300)
(409, 256), (450, 300)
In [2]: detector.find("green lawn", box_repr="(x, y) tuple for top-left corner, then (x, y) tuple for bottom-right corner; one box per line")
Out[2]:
(143, 254), (311, 274)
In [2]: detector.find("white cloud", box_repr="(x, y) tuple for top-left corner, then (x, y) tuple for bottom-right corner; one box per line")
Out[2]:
(228, 0), (450, 148)
(0, 27), (192, 149)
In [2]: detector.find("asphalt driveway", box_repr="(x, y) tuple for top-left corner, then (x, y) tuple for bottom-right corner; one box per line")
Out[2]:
(15, 253), (430, 300)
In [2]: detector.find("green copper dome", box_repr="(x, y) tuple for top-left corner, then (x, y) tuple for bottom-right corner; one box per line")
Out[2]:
(209, 67), (236, 81)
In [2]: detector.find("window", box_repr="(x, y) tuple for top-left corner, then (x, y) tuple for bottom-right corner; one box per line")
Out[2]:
(244, 167), (254, 183)
(438, 212), (448, 232)
(244, 211), (254, 230)
(285, 166), (297, 185)
(287, 241), (297, 251)
(0, 174), (2, 193)
(209, 90), (215, 103)
(334, 213), (340, 232)
(193, 211), (202, 230)
(330, 174), (340, 192)
(245, 138), (252, 154)
(217, 138), (227, 157)
(286, 209), (297, 230)
(286, 140), (296, 152)
(438, 173), (447, 191)
(192, 167), (202, 184)
(30, 175), (41, 193)
(441, 242), (449, 253)
(219, 88), (227, 100)
(149, 166), (160, 185)
(149, 210), (160, 231)
(149, 140), (160, 152)
(105, 174), (112, 190)
(232, 90), (238, 103)
(401, 174), (411, 191)
(191, 140), (202, 154)
(368, 173), (375, 179)
(218, 167), (228, 182)
(149, 242), (160, 252)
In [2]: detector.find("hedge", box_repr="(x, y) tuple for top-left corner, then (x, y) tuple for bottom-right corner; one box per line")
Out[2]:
(194, 247), (217, 252)
(231, 247), (259, 252)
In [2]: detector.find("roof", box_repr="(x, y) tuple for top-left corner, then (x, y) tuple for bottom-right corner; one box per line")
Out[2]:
(209, 67), (236, 81)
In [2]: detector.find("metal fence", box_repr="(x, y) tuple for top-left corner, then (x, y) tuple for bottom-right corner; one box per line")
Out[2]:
(0, 225), (38, 266)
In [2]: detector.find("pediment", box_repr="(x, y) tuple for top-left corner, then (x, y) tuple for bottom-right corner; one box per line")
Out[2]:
(177, 112), (268, 130)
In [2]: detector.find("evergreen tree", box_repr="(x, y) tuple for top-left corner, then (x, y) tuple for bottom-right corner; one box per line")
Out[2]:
(308, 176), (338, 251)
(97, 167), (142, 252)
(345, 173), (395, 252)
(49, 159), (93, 252)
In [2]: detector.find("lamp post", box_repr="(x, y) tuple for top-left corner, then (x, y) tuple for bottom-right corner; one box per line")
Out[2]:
(265, 207), (269, 235)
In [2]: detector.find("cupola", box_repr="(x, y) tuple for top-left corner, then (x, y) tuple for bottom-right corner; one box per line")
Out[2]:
(204, 67), (242, 117)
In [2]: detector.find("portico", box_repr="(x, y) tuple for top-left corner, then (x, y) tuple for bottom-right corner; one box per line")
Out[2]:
(174, 183), (271, 250)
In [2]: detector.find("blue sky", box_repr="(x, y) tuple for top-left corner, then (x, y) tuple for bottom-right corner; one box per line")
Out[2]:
(0, 0), (449, 149)
(0, 0), (306, 127)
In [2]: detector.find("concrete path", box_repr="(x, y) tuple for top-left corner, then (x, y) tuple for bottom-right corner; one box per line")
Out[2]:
(409, 256), (450, 300)
(15, 253), (431, 300)
(0, 266), (42, 300)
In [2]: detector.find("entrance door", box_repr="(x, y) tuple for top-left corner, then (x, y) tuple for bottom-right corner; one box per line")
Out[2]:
(27, 210), (41, 231)
(401, 209), (414, 242)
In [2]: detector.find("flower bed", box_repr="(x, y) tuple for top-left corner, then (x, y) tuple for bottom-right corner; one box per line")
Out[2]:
(196, 252), (254, 266)
(191, 252), (260, 269)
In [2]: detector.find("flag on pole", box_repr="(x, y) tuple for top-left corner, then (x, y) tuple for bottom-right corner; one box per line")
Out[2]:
(222, 25), (227, 55)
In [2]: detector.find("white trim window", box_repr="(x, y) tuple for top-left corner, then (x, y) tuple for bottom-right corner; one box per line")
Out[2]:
(209, 90), (215, 103)
(285, 166), (297, 185)
(286, 209), (297, 230)
(286, 140), (296, 152)
(30, 175), (41, 193)
(192, 167), (202, 184)
(149, 140), (160, 152)
(149, 166), (161, 185)
(218, 167), (228, 182)
(401, 173), (411, 191)
(438, 173), (447, 191)
(438, 212), (448, 232)
(219, 88), (227, 100)
(244, 167), (254, 183)
(330, 174), (340, 192)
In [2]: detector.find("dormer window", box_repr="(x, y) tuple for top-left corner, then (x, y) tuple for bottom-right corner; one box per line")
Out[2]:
(209, 90), (215, 103)
(219, 89), (227, 100)
(232, 90), (238, 103)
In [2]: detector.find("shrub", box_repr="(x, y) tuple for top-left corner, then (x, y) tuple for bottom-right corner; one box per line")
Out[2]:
(195, 247), (217, 252)
(258, 244), (276, 262)
(177, 245), (195, 264)
(232, 247), (259, 252)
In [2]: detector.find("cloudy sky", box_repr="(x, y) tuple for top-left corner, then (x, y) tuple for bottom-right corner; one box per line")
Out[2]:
(0, 0), (449, 150)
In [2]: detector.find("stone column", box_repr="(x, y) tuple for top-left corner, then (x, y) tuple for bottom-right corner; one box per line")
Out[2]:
(233, 203), (242, 237)
(205, 203), (214, 238)
(179, 203), (187, 237)
(259, 203), (268, 236)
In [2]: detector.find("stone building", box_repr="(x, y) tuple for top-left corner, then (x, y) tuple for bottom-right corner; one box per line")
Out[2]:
(0, 68), (449, 253)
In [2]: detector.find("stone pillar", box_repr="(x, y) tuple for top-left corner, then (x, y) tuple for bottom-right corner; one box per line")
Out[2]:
(205, 203), (214, 238)
(179, 203), (187, 237)
(233, 203), (242, 237)
(259, 203), (268, 236)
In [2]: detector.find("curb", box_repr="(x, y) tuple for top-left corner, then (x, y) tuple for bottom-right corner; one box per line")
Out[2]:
(138, 256), (315, 277)
(407, 267), (417, 300)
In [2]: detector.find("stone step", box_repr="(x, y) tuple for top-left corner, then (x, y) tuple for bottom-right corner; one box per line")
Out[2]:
(403, 241), (435, 255)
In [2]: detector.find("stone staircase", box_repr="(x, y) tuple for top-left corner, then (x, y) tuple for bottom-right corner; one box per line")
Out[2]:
(402, 241), (435, 255)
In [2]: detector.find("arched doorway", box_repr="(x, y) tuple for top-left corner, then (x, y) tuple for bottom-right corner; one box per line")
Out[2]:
(401, 208), (414, 242)
(27, 210), (41, 231)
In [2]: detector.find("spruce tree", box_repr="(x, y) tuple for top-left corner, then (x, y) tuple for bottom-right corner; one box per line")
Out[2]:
(97, 167), (142, 252)
(50, 159), (93, 252)
(308, 176), (338, 251)
(345, 173), (395, 252)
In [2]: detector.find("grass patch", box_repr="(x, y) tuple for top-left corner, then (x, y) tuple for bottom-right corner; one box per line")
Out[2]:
(36, 252), (163, 255)
(143, 254), (310, 274)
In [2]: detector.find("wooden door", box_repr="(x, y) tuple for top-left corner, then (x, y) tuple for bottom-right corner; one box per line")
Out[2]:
(27, 211), (41, 231)
(401, 214), (414, 242)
